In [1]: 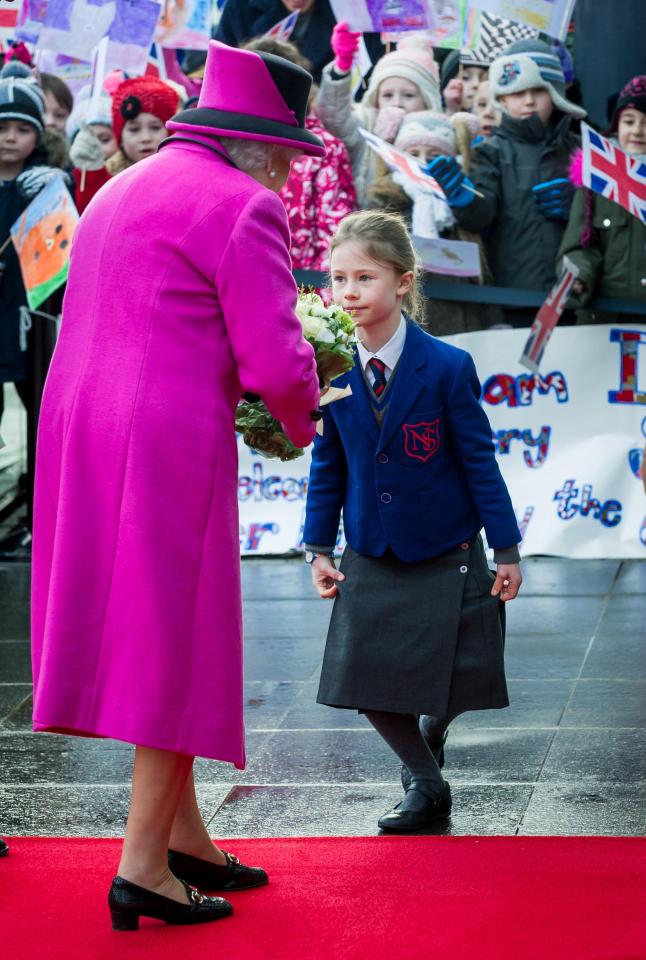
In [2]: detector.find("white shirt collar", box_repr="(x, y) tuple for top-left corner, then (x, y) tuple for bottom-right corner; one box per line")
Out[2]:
(356, 315), (407, 375)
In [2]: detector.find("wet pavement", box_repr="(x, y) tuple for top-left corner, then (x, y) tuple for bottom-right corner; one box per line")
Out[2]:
(1, 557), (645, 838)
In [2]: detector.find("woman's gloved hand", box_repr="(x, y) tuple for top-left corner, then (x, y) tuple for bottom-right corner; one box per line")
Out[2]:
(331, 21), (361, 73)
(374, 105), (406, 142)
(425, 155), (476, 208)
(531, 178), (574, 220)
(15, 166), (65, 201)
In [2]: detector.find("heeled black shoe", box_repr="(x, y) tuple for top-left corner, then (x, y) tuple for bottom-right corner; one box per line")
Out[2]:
(108, 875), (233, 930)
(401, 730), (449, 791)
(378, 780), (452, 833)
(168, 848), (269, 891)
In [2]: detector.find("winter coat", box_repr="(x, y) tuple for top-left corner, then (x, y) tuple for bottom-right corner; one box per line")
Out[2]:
(366, 175), (504, 334)
(279, 113), (357, 272)
(215, 0), (383, 84)
(558, 188), (646, 322)
(31, 137), (319, 766)
(454, 111), (579, 292)
(72, 166), (112, 215)
(0, 130), (72, 383)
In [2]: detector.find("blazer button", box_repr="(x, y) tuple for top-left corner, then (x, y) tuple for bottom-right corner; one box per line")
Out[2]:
(377, 453), (389, 464)
(460, 542), (470, 550)
(459, 565), (468, 574)
(380, 492), (392, 504)
(602, 218), (611, 227)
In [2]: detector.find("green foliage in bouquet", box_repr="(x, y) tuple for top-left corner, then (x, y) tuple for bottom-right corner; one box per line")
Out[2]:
(235, 292), (356, 462)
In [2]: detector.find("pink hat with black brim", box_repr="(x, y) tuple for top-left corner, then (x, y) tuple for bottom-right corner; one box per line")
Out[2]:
(166, 40), (326, 158)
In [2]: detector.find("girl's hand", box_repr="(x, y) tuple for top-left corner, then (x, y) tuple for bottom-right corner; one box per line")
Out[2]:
(443, 78), (464, 113)
(374, 105), (406, 142)
(311, 555), (345, 599)
(331, 21), (361, 74)
(572, 279), (586, 295)
(491, 563), (522, 602)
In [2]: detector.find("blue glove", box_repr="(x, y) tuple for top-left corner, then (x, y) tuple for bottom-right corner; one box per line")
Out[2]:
(424, 155), (476, 208)
(531, 178), (574, 220)
(16, 166), (66, 202)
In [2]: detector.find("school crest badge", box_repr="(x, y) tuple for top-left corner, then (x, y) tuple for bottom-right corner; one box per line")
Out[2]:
(403, 419), (440, 462)
(500, 60), (521, 87)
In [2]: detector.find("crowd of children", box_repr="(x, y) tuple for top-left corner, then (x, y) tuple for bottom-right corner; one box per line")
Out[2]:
(0, 23), (645, 430)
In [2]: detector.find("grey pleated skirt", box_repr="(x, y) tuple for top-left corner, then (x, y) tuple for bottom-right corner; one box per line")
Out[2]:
(317, 535), (509, 717)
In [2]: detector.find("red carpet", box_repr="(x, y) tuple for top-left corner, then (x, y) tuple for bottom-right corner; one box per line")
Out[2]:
(2, 837), (645, 960)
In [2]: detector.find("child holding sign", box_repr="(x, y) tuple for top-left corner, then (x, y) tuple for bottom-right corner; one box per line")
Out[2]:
(303, 210), (522, 831)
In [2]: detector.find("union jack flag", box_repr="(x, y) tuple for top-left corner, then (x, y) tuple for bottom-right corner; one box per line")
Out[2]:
(581, 121), (646, 224)
(359, 128), (446, 201)
(263, 11), (300, 41)
(519, 257), (579, 373)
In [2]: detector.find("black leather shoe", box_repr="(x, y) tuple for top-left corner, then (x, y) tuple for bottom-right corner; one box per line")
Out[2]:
(108, 876), (233, 930)
(0, 837), (9, 857)
(168, 849), (268, 891)
(401, 730), (448, 791)
(378, 780), (452, 833)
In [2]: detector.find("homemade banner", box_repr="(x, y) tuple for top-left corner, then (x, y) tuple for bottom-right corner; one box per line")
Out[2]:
(519, 256), (579, 373)
(329, 0), (430, 33)
(581, 122), (646, 225)
(155, 0), (210, 50)
(469, 0), (576, 40)
(0, 0), (20, 47)
(237, 325), (646, 559)
(16, 0), (48, 45)
(413, 235), (481, 277)
(36, 50), (93, 97)
(359, 127), (446, 199)
(350, 34), (372, 95)
(38, 0), (162, 75)
(11, 177), (78, 310)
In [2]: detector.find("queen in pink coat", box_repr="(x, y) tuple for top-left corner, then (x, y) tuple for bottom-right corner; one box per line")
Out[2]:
(31, 41), (325, 930)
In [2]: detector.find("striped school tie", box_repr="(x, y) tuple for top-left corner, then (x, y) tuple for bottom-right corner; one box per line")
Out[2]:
(368, 357), (387, 397)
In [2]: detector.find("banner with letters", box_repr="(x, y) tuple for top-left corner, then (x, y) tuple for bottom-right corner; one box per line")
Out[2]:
(237, 325), (646, 559)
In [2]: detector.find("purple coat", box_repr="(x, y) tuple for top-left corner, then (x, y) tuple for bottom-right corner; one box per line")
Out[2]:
(31, 139), (319, 767)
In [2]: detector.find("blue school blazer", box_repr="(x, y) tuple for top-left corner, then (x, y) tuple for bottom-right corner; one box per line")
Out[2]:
(303, 320), (521, 562)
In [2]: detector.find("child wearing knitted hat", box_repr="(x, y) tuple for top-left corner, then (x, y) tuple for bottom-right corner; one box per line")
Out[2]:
(558, 75), (646, 322)
(108, 76), (180, 175)
(316, 23), (441, 206)
(0, 77), (72, 427)
(425, 39), (585, 326)
(68, 76), (180, 214)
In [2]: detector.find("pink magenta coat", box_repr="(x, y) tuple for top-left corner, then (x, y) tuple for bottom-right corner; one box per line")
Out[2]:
(31, 138), (319, 767)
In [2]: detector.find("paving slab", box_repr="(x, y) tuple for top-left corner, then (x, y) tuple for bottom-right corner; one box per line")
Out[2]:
(519, 558), (620, 596)
(208, 784), (533, 838)
(538, 728), (646, 784)
(562, 679), (646, 728)
(518, 783), (646, 836)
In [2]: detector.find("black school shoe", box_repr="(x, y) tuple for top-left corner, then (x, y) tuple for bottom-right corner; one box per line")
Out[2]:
(108, 876), (233, 930)
(401, 730), (448, 791)
(378, 780), (452, 833)
(0, 837), (9, 856)
(168, 849), (269, 891)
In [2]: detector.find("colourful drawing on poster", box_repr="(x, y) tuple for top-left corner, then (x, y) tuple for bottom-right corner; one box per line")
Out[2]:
(39, 0), (162, 75)
(155, 0), (210, 51)
(11, 178), (79, 311)
(16, 0), (49, 44)
(329, 0), (430, 33)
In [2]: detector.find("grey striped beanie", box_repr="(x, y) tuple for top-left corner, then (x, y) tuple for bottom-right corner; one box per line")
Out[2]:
(0, 77), (46, 136)
(490, 39), (585, 119)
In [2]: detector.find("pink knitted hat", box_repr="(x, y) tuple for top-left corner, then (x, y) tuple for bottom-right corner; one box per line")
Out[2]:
(364, 37), (441, 113)
(395, 110), (480, 155)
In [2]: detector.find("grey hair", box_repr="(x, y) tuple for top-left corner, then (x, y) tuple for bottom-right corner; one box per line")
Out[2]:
(219, 137), (271, 171)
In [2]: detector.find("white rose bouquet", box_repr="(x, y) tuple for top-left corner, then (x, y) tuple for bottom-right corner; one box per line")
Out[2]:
(236, 291), (356, 462)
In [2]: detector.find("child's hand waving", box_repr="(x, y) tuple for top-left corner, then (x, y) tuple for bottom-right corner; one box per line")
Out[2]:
(311, 555), (345, 599)
(491, 563), (522, 602)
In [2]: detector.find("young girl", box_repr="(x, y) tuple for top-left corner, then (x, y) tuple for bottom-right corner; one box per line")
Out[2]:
(558, 74), (646, 321)
(303, 210), (522, 832)
(106, 76), (180, 177)
(315, 23), (441, 206)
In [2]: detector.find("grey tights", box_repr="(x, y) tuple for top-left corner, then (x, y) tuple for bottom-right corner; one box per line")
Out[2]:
(363, 710), (458, 793)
